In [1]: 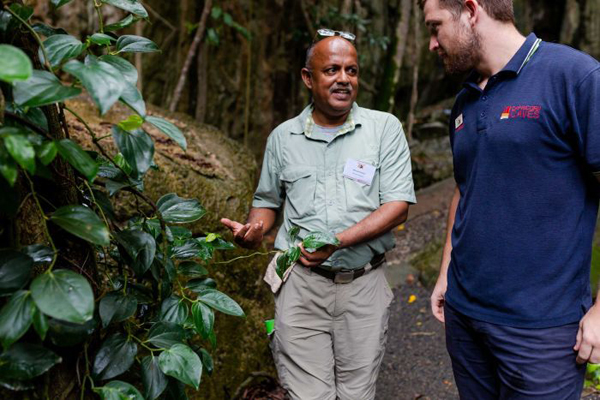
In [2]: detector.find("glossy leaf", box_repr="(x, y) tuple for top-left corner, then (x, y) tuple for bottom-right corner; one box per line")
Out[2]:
(0, 44), (32, 83)
(158, 344), (202, 389)
(288, 226), (300, 245)
(98, 55), (138, 84)
(32, 307), (48, 340)
(104, 15), (139, 32)
(50, 0), (74, 8)
(116, 35), (159, 53)
(288, 246), (301, 264)
(141, 356), (168, 400)
(43, 34), (84, 67)
(13, 70), (81, 108)
(159, 296), (188, 325)
(101, 0), (148, 18)
(0, 376), (34, 391)
(32, 23), (68, 37)
(115, 229), (156, 276)
(95, 380), (144, 400)
(4, 131), (35, 174)
(0, 250), (33, 295)
(50, 205), (109, 246)
(198, 289), (244, 317)
(37, 141), (57, 166)
(302, 231), (340, 252)
(186, 278), (217, 293)
(120, 81), (146, 116)
(0, 343), (60, 380)
(157, 193), (206, 224)
(146, 322), (185, 349)
(178, 261), (208, 278)
(89, 33), (115, 46)
(55, 139), (98, 181)
(118, 115), (144, 131)
(22, 244), (53, 264)
(0, 290), (34, 349)
(112, 126), (154, 179)
(99, 291), (138, 327)
(191, 301), (214, 338)
(46, 317), (96, 347)
(198, 348), (213, 375)
(162, 378), (188, 400)
(0, 146), (18, 186)
(30, 269), (94, 323)
(92, 333), (137, 380)
(171, 240), (203, 260)
(145, 116), (186, 150)
(63, 57), (125, 115)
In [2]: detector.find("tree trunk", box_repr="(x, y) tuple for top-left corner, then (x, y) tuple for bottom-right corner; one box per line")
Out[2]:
(194, 43), (208, 122)
(407, 0), (421, 141)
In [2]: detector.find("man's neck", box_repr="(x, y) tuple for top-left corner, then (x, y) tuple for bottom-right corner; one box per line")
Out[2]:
(312, 107), (351, 127)
(475, 24), (526, 81)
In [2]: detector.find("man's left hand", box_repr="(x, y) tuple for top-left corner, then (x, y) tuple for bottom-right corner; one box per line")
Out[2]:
(575, 304), (600, 364)
(298, 242), (338, 268)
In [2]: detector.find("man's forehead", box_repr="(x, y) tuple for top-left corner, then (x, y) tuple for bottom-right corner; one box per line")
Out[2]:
(423, 0), (451, 23)
(312, 37), (358, 62)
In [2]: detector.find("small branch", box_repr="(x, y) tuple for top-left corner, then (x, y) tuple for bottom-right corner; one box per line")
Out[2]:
(213, 250), (277, 265)
(3, 5), (52, 71)
(93, 0), (104, 33)
(141, 0), (176, 31)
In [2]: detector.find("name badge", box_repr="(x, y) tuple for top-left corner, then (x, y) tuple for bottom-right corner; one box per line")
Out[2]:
(343, 158), (376, 185)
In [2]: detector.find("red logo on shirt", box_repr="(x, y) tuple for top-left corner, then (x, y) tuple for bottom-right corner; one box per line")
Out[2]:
(500, 105), (541, 120)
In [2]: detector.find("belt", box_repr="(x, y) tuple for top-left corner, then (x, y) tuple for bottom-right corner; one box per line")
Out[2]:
(312, 254), (386, 284)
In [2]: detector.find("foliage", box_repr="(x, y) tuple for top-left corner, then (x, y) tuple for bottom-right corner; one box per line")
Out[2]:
(0, 1), (245, 398)
(275, 227), (340, 278)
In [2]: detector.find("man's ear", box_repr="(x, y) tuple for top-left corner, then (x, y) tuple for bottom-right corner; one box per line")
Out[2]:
(464, 0), (480, 27)
(301, 68), (313, 90)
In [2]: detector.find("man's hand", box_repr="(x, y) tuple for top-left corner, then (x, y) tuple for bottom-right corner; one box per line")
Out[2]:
(430, 275), (448, 323)
(298, 242), (338, 268)
(220, 218), (264, 249)
(575, 304), (600, 364)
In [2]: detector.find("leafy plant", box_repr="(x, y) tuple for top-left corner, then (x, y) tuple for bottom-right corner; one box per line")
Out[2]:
(0, 0), (245, 398)
(275, 227), (340, 278)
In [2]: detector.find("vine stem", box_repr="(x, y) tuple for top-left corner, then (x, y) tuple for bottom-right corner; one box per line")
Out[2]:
(3, 5), (52, 71)
(23, 172), (58, 271)
(213, 250), (277, 265)
(93, 0), (104, 33)
(131, 334), (164, 353)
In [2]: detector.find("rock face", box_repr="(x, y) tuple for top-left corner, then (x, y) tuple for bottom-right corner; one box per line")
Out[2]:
(65, 97), (276, 399)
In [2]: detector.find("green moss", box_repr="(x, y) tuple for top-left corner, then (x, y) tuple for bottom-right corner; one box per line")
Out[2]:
(410, 239), (443, 288)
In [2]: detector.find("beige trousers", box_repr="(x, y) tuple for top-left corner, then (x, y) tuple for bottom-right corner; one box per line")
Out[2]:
(270, 263), (393, 400)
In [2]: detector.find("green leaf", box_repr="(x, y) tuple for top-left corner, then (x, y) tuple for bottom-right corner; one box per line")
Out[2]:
(13, 70), (81, 108)
(43, 34), (84, 67)
(0, 250), (33, 296)
(95, 380), (144, 400)
(30, 270), (95, 323)
(0, 146), (18, 186)
(191, 302), (213, 338)
(89, 33), (115, 46)
(288, 226), (300, 245)
(8, 4), (33, 22)
(55, 138), (98, 181)
(118, 114), (144, 131)
(4, 131), (35, 174)
(171, 240), (210, 260)
(99, 291), (137, 328)
(119, 81), (146, 116)
(141, 356), (168, 400)
(275, 252), (288, 279)
(159, 296), (188, 324)
(145, 116), (186, 151)
(46, 316), (96, 347)
(146, 322), (185, 349)
(0, 45), (32, 83)
(116, 35), (159, 53)
(101, 0), (148, 18)
(0, 343), (60, 380)
(157, 193), (206, 224)
(0, 376), (34, 391)
(63, 57), (125, 115)
(50, 205), (109, 246)
(158, 344), (202, 389)
(111, 126), (154, 179)
(197, 348), (213, 375)
(37, 141), (57, 166)
(211, 7), (222, 19)
(223, 13), (233, 26)
(104, 15), (139, 32)
(92, 189), (117, 221)
(178, 261), (208, 278)
(288, 246), (301, 264)
(186, 278), (217, 293)
(0, 290), (34, 349)
(32, 23), (68, 37)
(98, 55), (138, 85)
(207, 28), (219, 46)
(32, 307), (48, 340)
(302, 231), (340, 252)
(115, 229), (156, 276)
(198, 289), (244, 317)
(210, 237), (235, 250)
(92, 333), (137, 380)
(22, 245), (53, 264)
(50, 0), (74, 8)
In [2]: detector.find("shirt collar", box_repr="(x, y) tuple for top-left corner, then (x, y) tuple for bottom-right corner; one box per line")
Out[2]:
(290, 102), (362, 137)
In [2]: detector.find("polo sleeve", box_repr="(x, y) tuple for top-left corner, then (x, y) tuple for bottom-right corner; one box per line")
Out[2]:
(572, 67), (600, 173)
(252, 134), (284, 209)
(378, 116), (417, 204)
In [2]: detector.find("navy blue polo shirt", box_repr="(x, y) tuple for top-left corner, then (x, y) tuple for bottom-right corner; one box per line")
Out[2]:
(446, 33), (600, 328)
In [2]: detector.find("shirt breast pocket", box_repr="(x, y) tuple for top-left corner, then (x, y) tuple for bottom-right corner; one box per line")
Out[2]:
(280, 166), (317, 220)
(343, 155), (380, 213)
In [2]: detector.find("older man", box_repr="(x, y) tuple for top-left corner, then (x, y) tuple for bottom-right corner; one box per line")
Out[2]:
(420, 0), (600, 398)
(221, 31), (415, 399)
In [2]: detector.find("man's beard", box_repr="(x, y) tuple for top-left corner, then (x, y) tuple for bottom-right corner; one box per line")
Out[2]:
(440, 26), (481, 75)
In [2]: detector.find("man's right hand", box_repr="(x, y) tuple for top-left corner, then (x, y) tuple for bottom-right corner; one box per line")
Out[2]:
(220, 218), (264, 249)
(430, 275), (447, 323)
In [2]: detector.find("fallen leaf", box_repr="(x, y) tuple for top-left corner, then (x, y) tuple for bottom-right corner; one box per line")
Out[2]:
(408, 294), (417, 303)
(397, 224), (405, 231)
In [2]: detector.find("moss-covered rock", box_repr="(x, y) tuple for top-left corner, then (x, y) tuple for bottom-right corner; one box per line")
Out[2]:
(64, 97), (276, 399)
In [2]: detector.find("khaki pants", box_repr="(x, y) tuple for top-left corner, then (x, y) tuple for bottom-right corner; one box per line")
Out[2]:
(270, 263), (393, 400)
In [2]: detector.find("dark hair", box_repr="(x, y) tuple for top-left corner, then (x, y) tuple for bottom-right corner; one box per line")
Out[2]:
(417, 0), (515, 23)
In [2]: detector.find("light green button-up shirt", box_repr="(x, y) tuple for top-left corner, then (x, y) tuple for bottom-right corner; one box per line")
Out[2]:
(253, 103), (416, 270)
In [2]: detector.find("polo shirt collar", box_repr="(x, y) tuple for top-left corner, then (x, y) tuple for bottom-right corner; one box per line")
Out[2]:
(463, 33), (540, 91)
(290, 102), (363, 137)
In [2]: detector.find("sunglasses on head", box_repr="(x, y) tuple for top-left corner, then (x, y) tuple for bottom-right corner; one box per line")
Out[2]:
(314, 28), (356, 42)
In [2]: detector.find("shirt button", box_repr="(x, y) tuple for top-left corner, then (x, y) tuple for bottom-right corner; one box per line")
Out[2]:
(482, 96), (487, 101)
(480, 112), (485, 117)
